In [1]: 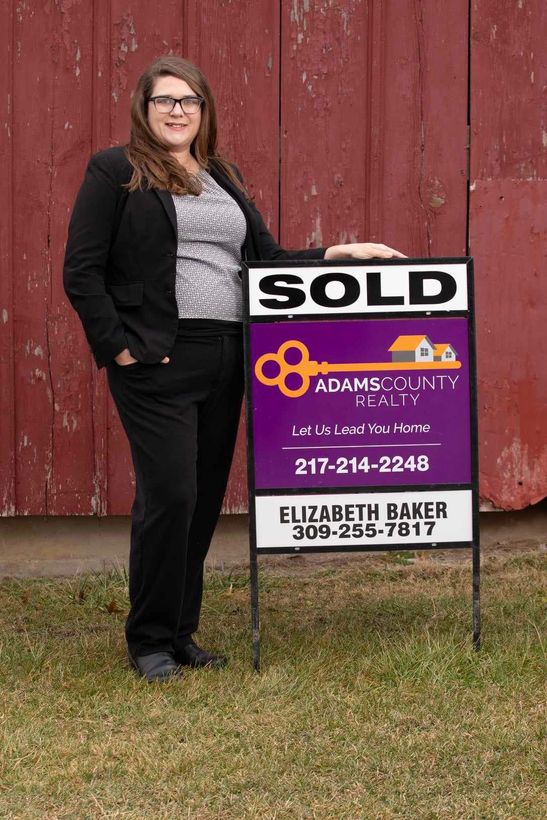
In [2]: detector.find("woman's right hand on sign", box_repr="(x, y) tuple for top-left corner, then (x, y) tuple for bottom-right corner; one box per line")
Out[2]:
(325, 242), (407, 260)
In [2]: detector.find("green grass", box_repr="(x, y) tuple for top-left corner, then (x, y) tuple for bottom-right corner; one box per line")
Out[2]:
(0, 553), (544, 819)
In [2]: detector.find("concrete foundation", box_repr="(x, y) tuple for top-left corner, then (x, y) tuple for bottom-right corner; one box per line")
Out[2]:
(0, 502), (545, 577)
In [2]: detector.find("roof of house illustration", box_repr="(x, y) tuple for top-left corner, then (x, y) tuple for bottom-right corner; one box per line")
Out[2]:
(388, 335), (434, 351)
(434, 343), (458, 356)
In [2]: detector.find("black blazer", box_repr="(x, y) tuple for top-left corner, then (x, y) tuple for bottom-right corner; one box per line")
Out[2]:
(63, 147), (326, 367)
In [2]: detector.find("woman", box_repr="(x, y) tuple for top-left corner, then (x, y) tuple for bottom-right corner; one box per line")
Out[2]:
(64, 55), (405, 681)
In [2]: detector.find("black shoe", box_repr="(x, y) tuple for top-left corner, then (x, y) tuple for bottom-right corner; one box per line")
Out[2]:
(176, 641), (227, 669)
(128, 651), (182, 682)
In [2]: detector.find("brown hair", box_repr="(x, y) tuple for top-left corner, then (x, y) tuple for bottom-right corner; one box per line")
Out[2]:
(125, 55), (246, 196)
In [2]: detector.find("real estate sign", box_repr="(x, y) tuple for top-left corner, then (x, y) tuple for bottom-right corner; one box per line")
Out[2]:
(244, 259), (478, 554)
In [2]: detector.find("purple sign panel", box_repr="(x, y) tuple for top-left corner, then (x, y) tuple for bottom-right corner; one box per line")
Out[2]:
(250, 317), (471, 490)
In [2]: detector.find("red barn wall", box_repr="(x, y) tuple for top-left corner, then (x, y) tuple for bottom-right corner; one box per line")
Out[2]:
(0, 0), (544, 515)
(470, 0), (546, 508)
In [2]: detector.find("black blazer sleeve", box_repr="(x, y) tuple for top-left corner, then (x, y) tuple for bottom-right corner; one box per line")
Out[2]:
(247, 197), (326, 261)
(63, 150), (129, 366)
(228, 164), (327, 262)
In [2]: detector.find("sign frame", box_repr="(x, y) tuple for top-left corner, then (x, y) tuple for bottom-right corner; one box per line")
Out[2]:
(243, 258), (480, 671)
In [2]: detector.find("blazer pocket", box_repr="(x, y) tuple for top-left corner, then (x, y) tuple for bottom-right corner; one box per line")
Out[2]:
(108, 282), (144, 307)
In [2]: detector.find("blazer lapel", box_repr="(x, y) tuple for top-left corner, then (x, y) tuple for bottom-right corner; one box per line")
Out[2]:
(208, 161), (246, 205)
(154, 189), (178, 238)
(153, 163), (258, 257)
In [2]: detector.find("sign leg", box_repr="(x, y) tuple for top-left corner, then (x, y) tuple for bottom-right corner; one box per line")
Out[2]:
(472, 541), (480, 651)
(250, 546), (261, 672)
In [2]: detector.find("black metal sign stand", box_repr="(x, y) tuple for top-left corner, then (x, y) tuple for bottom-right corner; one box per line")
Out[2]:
(473, 542), (481, 650)
(244, 259), (480, 672)
(248, 529), (480, 673)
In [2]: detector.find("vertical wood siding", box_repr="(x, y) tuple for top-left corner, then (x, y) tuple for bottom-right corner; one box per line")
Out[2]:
(470, 0), (547, 508)
(0, 1), (15, 516)
(0, 0), (544, 514)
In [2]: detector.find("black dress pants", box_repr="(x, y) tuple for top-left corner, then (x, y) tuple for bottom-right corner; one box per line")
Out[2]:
(106, 320), (244, 657)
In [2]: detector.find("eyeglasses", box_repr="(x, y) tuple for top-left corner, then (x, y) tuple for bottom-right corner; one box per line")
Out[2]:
(148, 95), (204, 115)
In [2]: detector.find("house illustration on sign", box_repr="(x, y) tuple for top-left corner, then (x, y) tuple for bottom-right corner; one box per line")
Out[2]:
(389, 335), (435, 362)
(388, 335), (458, 363)
(433, 343), (458, 361)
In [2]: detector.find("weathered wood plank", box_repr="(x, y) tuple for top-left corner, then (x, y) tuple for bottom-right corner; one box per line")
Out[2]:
(471, 180), (547, 508)
(90, 0), (113, 517)
(0, 0), (15, 516)
(12, 2), (57, 513)
(48, 0), (97, 514)
(280, 0), (371, 251)
(378, 0), (469, 256)
(470, 0), (547, 508)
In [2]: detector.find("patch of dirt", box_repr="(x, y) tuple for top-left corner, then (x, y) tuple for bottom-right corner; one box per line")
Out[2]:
(233, 541), (545, 576)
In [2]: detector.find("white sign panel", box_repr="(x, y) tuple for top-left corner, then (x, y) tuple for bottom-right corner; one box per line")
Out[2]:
(248, 263), (469, 317)
(255, 489), (473, 549)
